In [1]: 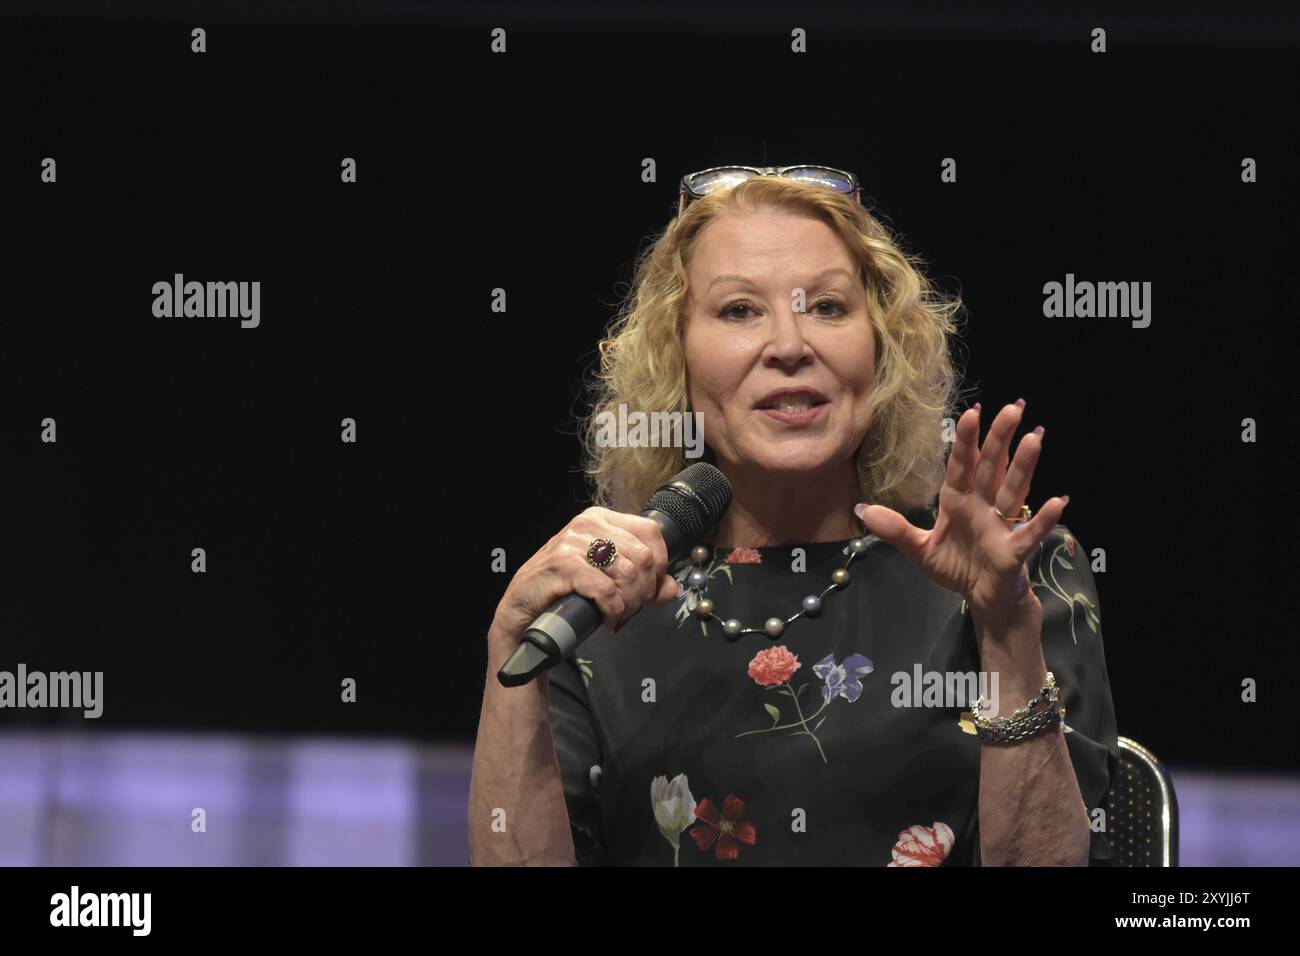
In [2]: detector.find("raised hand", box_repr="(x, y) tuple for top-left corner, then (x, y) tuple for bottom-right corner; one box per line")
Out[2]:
(855, 399), (1068, 617)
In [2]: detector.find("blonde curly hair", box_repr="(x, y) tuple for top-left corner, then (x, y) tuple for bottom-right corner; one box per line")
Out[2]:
(580, 175), (970, 519)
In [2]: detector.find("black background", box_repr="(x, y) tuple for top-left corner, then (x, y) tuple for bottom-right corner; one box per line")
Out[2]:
(3, 1), (1296, 773)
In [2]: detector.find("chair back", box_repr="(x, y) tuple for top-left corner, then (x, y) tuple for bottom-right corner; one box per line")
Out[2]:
(1103, 736), (1179, 866)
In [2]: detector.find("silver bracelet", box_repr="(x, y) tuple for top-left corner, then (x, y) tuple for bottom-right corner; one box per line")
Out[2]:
(971, 671), (1063, 745)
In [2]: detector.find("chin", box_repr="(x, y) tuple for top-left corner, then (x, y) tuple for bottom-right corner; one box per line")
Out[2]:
(745, 448), (844, 477)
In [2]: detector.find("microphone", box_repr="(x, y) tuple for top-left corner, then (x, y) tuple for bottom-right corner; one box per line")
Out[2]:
(497, 462), (733, 687)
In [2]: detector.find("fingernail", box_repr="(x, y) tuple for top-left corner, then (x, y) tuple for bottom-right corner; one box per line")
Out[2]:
(853, 503), (867, 520)
(1061, 495), (1070, 505)
(973, 402), (981, 412)
(1033, 425), (1045, 438)
(1014, 397), (1026, 409)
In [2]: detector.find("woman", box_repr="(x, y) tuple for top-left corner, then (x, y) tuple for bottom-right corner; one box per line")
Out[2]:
(468, 165), (1119, 866)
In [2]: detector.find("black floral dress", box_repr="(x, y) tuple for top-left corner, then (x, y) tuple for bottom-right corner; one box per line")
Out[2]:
(547, 506), (1120, 866)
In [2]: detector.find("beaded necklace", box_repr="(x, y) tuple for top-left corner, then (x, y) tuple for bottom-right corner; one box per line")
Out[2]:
(683, 534), (880, 640)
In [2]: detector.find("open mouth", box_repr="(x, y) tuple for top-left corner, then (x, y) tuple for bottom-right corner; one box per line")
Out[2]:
(755, 389), (830, 424)
(755, 390), (830, 414)
(758, 396), (828, 414)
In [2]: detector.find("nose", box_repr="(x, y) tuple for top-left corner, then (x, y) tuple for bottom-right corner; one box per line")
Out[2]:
(761, 305), (815, 368)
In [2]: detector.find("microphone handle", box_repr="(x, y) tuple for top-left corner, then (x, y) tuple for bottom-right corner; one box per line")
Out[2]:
(496, 509), (689, 687)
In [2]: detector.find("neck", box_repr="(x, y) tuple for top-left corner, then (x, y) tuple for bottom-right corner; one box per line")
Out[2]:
(709, 459), (862, 548)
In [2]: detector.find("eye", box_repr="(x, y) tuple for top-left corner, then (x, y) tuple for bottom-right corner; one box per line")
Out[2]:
(717, 297), (846, 320)
(810, 297), (847, 317)
(718, 300), (756, 320)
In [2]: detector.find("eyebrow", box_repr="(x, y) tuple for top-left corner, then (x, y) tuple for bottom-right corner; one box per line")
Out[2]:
(706, 267), (857, 292)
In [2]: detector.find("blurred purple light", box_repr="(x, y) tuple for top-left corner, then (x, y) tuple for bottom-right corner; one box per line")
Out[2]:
(2, 730), (1297, 866)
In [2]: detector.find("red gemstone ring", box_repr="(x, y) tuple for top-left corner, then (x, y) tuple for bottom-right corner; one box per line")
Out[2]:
(586, 538), (618, 569)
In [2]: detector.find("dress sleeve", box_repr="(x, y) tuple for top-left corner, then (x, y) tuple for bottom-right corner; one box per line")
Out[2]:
(546, 655), (612, 866)
(1031, 522), (1122, 866)
(969, 522), (1121, 867)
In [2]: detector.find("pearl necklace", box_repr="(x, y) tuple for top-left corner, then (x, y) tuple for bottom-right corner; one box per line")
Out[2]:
(684, 535), (880, 640)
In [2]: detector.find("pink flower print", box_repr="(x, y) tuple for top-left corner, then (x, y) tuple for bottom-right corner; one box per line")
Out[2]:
(747, 646), (801, 686)
(887, 822), (955, 866)
(724, 547), (762, 564)
(738, 646), (872, 765)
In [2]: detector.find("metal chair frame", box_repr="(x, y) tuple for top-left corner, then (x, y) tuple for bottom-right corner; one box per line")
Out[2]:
(1110, 735), (1179, 866)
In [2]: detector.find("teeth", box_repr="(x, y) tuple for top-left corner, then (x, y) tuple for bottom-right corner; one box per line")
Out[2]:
(769, 397), (815, 412)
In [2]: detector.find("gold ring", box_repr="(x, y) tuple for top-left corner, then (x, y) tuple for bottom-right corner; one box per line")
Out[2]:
(586, 538), (618, 568)
(993, 504), (1032, 523)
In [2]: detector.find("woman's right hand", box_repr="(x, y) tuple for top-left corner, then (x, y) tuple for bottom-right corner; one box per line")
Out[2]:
(490, 507), (682, 653)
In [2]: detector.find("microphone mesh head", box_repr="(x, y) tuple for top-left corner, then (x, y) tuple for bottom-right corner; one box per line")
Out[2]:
(644, 462), (733, 542)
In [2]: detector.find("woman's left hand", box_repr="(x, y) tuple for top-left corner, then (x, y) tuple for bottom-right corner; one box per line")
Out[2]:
(855, 399), (1068, 619)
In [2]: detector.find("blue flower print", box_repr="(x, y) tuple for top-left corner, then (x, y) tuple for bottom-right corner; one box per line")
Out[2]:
(814, 653), (874, 704)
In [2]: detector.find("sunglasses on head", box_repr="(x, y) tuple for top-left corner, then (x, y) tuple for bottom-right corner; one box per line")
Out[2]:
(677, 164), (862, 215)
